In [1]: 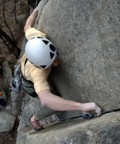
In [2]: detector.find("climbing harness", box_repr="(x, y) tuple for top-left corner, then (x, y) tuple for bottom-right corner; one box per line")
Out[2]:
(10, 62), (22, 93)
(10, 59), (38, 97)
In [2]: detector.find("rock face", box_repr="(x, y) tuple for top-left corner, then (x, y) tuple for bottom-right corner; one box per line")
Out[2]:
(36, 0), (120, 112)
(0, 111), (15, 132)
(17, 112), (120, 144)
(16, 0), (120, 143)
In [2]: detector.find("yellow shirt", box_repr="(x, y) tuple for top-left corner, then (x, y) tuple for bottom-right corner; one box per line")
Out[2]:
(21, 28), (51, 93)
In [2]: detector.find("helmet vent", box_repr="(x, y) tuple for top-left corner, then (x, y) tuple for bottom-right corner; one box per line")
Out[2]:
(42, 40), (49, 45)
(49, 44), (55, 51)
(40, 65), (46, 68)
(50, 52), (54, 59)
(37, 37), (42, 39)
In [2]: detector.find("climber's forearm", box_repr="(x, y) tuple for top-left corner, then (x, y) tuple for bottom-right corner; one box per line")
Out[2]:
(38, 90), (101, 116)
(38, 90), (82, 111)
(24, 7), (39, 32)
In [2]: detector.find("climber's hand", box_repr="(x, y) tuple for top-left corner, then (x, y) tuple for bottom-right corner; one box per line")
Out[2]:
(81, 102), (101, 116)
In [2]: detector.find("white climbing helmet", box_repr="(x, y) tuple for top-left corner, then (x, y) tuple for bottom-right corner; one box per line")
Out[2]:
(25, 36), (57, 69)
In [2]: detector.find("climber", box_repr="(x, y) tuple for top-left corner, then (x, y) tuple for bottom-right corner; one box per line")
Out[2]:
(20, 6), (101, 130)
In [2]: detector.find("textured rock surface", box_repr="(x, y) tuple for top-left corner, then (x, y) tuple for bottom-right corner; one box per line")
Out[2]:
(0, 111), (15, 132)
(16, 112), (120, 144)
(36, 0), (120, 112)
(16, 0), (120, 143)
(0, 0), (28, 66)
(3, 61), (12, 93)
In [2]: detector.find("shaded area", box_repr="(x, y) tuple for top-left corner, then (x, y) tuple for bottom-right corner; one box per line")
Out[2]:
(0, 118), (19, 144)
(0, 75), (18, 144)
(28, 0), (41, 8)
(0, 28), (20, 59)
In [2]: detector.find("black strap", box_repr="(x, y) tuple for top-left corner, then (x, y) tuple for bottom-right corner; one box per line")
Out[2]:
(21, 58), (38, 97)
(24, 58), (28, 65)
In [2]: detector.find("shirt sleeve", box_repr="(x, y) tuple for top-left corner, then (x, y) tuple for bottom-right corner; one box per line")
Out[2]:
(25, 28), (46, 40)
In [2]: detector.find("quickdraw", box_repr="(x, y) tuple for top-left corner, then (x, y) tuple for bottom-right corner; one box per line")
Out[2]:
(58, 108), (120, 122)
